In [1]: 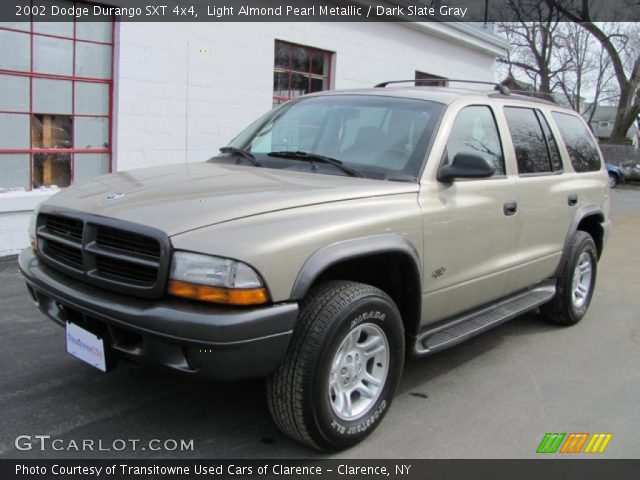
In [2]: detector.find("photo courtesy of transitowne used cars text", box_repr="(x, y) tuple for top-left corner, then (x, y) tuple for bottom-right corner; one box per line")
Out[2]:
(20, 80), (610, 451)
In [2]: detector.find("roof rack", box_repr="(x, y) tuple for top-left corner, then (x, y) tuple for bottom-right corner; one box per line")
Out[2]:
(374, 79), (511, 95)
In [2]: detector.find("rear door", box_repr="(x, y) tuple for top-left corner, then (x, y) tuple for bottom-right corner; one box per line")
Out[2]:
(500, 106), (576, 291)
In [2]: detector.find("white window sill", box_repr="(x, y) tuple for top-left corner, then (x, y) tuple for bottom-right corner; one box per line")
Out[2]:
(0, 188), (59, 214)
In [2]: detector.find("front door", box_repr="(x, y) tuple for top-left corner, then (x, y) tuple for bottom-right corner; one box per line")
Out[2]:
(419, 104), (520, 324)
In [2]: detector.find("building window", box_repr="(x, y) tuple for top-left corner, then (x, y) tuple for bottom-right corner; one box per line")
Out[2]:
(415, 71), (448, 87)
(0, 3), (113, 191)
(273, 41), (332, 107)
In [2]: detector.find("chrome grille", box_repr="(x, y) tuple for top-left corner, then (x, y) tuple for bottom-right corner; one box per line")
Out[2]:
(36, 211), (170, 299)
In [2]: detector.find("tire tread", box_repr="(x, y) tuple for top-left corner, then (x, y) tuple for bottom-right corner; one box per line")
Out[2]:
(266, 280), (393, 450)
(542, 230), (597, 325)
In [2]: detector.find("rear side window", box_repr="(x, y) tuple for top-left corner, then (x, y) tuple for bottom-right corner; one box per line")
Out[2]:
(551, 112), (602, 172)
(445, 105), (505, 176)
(504, 107), (556, 174)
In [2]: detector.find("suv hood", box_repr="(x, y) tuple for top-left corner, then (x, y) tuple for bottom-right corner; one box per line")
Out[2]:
(45, 163), (418, 236)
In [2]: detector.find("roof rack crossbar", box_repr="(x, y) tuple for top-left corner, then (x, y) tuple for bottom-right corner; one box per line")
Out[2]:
(374, 79), (510, 95)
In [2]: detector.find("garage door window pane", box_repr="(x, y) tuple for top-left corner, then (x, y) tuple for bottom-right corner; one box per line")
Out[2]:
(34, 36), (73, 76)
(75, 117), (108, 149)
(0, 22), (31, 31)
(0, 74), (29, 112)
(76, 43), (112, 79)
(33, 153), (71, 188)
(0, 30), (30, 71)
(0, 114), (29, 149)
(33, 21), (74, 38)
(75, 82), (109, 115)
(76, 21), (112, 43)
(0, 154), (29, 190)
(33, 78), (73, 115)
(74, 154), (109, 182)
(32, 115), (72, 149)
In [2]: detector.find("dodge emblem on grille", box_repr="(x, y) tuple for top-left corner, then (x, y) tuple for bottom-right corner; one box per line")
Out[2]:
(106, 192), (126, 201)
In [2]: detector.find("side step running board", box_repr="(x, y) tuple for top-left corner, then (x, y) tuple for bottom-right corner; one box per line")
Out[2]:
(413, 281), (556, 356)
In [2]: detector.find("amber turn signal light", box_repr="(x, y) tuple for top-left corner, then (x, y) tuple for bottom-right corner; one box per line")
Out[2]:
(168, 280), (269, 306)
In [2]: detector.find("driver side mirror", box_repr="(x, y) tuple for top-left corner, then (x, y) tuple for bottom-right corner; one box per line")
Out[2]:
(437, 152), (495, 183)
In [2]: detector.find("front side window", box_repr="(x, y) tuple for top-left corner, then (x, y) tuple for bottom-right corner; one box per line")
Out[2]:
(223, 95), (444, 180)
(444, 105), (505, 176)
(504, 107), (553, 174)
(552, 112), (602, 172)
(273, 41), (332, 108)
(0, 3), (113, 191)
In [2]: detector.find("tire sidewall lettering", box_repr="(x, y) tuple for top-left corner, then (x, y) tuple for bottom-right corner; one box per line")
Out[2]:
(312, 295), (403, 445)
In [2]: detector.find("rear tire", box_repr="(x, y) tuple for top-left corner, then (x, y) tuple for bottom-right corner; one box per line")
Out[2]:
(266, 280), (404, 451)
(542, 231), (598, 325)
(608, 173), (618, 188)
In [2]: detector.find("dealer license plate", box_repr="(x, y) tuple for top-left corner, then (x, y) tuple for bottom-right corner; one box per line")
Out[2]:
(65, 321), (107, 372)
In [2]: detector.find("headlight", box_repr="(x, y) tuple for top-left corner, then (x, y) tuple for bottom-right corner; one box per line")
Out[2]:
(167, 251), (269, 305)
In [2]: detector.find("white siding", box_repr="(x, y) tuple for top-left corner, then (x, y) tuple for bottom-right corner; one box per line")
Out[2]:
(114, 22), (502, 170)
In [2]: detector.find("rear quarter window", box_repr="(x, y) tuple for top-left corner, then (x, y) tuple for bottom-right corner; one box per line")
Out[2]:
(551, 112), (602, 172)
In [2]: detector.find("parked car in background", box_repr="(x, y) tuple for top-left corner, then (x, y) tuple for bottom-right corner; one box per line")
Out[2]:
(606, 163), (625, 188)
(620, 161), (640, 182)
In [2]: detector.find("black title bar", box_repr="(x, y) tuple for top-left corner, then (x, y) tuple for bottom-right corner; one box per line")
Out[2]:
(2, 459), (640, 480)
(0, 0), (639, 22)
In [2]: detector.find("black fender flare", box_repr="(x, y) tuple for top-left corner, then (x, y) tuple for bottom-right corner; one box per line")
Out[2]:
(554, 204), (605, 277)
(290, 234), (422, 301)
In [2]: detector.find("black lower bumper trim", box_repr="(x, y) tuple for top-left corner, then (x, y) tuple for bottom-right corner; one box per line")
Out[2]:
(19, 248), (298, 380)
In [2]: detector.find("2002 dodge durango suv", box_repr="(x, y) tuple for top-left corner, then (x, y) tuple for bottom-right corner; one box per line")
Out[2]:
(20, 81), (610, 451)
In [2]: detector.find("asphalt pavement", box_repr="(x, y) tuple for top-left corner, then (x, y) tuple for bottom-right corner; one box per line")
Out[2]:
(1, 185), (638, 459)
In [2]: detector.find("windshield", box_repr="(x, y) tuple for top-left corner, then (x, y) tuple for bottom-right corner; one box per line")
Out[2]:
(218, 94), (444, 180)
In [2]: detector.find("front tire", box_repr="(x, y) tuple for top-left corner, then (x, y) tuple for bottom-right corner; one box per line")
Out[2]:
(266, 281), (404, 451)
(542, 231), (598, 325)
(608, 173), (618, 188)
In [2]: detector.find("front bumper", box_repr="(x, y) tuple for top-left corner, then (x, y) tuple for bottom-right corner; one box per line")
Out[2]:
(19, 248), (298, 380)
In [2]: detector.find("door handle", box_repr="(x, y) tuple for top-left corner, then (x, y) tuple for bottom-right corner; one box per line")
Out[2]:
(568, 194), (578, 206)
(503, 201), (518, 216)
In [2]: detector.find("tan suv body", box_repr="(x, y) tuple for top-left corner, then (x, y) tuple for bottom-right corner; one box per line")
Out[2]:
(19, 85), (610, 451)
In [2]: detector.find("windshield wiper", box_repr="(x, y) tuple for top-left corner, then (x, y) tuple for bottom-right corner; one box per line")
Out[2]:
(219, 147), (264, 167)
(267, 151), (363, 177)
